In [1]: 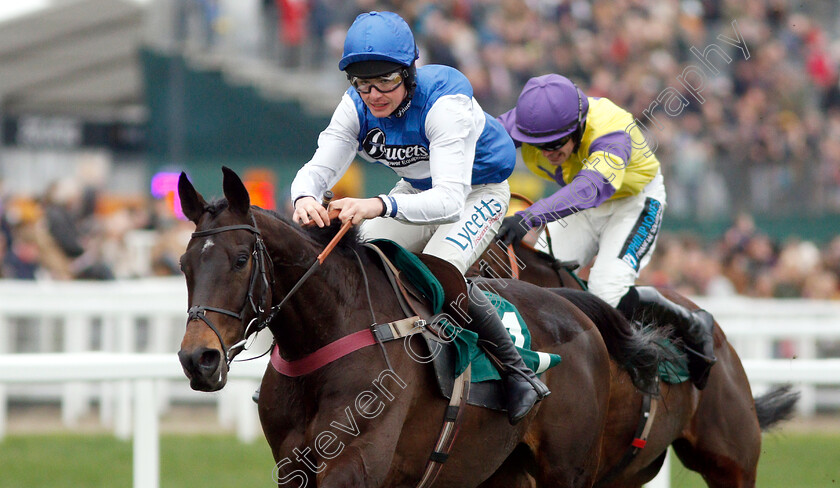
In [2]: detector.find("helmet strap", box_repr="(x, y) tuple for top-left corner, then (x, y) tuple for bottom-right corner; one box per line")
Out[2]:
(570, 82), (586, 153)
(392, 65), (416, 118)
(572, 119), (586, 153)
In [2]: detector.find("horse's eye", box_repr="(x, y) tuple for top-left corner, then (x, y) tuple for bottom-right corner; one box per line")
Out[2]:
(234, 255), (249, 269)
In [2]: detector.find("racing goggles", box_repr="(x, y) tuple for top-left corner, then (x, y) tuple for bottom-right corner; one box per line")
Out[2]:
(350, 71), (404, 94)
(533, 133), (574, 152)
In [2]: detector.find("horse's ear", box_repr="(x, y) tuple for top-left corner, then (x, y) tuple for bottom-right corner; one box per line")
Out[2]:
(222, 166), (250, 216)
(178, 172), (207, 223)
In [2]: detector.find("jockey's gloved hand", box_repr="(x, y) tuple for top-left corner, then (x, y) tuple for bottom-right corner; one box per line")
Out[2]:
(497, 214), (530, 246)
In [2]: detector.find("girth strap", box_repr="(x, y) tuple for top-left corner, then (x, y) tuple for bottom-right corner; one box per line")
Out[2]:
(598, 391), (658, 484)
(415, 363), (471, 488)
(270, 316), (425, 377)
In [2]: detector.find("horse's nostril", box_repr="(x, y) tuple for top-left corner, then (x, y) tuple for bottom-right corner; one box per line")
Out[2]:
(199, 349), (220, 369)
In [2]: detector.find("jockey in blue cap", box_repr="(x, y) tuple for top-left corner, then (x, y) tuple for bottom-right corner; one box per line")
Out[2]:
(497, 74), (717, 390)
(290, 11), (549, 423)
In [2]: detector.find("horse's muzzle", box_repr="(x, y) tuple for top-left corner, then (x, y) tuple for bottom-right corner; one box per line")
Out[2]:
(178, 346), (227, 391)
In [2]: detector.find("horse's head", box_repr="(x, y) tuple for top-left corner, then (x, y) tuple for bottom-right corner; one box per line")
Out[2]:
(177, 167), (273, 391)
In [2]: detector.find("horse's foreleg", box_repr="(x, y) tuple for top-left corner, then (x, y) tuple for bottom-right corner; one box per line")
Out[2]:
(479, 444), (537, 488)
(533, 333), (611, 487)
(672, 437), (757, 488)
(671, 344), (760, 488)
(315, 445), (371, 488)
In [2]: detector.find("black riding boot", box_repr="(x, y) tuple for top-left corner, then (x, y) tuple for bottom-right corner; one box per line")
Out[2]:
(618, 286), (717, 390)
(466, 283), (550, 424)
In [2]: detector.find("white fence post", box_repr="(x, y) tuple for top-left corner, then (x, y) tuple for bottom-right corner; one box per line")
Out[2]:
(218, 385), (235, 429)
(0, 315), (6, 440)
(133, 379), (159, 488)
(151, 315), (174, 415)
(794, 335), (817, 416)
(231, 380), (259, 443)
(0, 382), (5, 441)
(116, 315), (136, 439)
(62, 314), (91, 426)
(100, 314), (116, 428)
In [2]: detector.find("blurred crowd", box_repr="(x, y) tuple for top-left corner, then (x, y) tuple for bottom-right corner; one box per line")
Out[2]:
(641, 213), (840, 299)
(0, 177), (194, 282)
(2, 0), (838, 300)
(1, 174), (838, 300)
(252, 0), (840, 219)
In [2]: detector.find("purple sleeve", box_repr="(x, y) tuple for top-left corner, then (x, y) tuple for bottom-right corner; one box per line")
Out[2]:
(496, 109), (522, 148)
(516, 169), (616, 227)
(589, 131), (632, 166)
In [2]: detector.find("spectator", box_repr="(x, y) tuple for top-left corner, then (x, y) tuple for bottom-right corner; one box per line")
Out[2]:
(36, 180), (113, 281)
(256, 0), (840, 219)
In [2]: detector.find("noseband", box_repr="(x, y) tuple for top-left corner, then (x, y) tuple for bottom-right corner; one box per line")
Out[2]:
(186, 216), (273, 366)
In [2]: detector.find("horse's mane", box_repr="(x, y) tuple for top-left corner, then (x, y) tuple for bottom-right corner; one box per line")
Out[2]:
(204, 198), (367, 256)
(517, 242), (563, 266)
(298, 217), (368, 256)
(248, 203), (367, 256)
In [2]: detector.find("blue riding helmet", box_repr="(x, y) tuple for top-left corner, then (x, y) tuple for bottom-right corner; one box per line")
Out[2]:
(339, 11), (419, 76)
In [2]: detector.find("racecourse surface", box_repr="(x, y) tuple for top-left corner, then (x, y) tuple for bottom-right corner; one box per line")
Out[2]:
(3, 404), (839, 487)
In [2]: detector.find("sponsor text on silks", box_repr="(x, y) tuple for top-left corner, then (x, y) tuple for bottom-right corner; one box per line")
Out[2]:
(618, 197), (662, 271)
(444, 197), (505, 251)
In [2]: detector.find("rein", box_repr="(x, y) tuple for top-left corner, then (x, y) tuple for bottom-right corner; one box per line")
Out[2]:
(256, 219), (353, 332)
(491, 193), (586, 286)
(509, 192), (555, 261)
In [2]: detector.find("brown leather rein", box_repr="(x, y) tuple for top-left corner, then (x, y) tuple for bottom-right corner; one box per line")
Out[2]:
(505, 192), (557, 278)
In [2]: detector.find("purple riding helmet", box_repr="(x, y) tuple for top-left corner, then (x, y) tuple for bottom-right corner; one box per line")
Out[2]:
(508, 74), (589, 146)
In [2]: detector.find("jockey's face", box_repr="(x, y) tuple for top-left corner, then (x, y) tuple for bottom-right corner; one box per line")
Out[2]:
(540, 137), (576, 166)
(360, 82), (407, 118)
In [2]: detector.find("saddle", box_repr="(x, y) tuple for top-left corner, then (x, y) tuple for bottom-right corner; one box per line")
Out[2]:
(365, 241), (567, 487)
(364, 239), (468, 323)
(364, 240), (475, 487)
(365, 240), (558, 411)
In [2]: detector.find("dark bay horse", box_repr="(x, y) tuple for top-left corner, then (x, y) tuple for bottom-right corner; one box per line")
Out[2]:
(470, 239), (800, 487)
(176, 167), (672, 488)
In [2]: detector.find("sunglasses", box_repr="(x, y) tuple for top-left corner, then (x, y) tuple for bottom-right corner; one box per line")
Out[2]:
(533, 134), (573, 151)
(350, 71), (404, 94)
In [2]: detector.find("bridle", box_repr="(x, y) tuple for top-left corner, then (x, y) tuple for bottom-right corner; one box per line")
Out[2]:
(185, 211), (353, 368)
(186, 215), (274, 367)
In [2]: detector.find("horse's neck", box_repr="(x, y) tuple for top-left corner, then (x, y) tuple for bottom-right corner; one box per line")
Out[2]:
(273, 269), (357, 357)
(259, 217), (379, 359)
(518, 246), (568, 288)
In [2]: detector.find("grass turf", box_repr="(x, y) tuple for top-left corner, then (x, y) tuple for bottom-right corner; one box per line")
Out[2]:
(669, 432), (840, 487)
(0, 432), (838, 487)
(0, 434), (275, 488)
